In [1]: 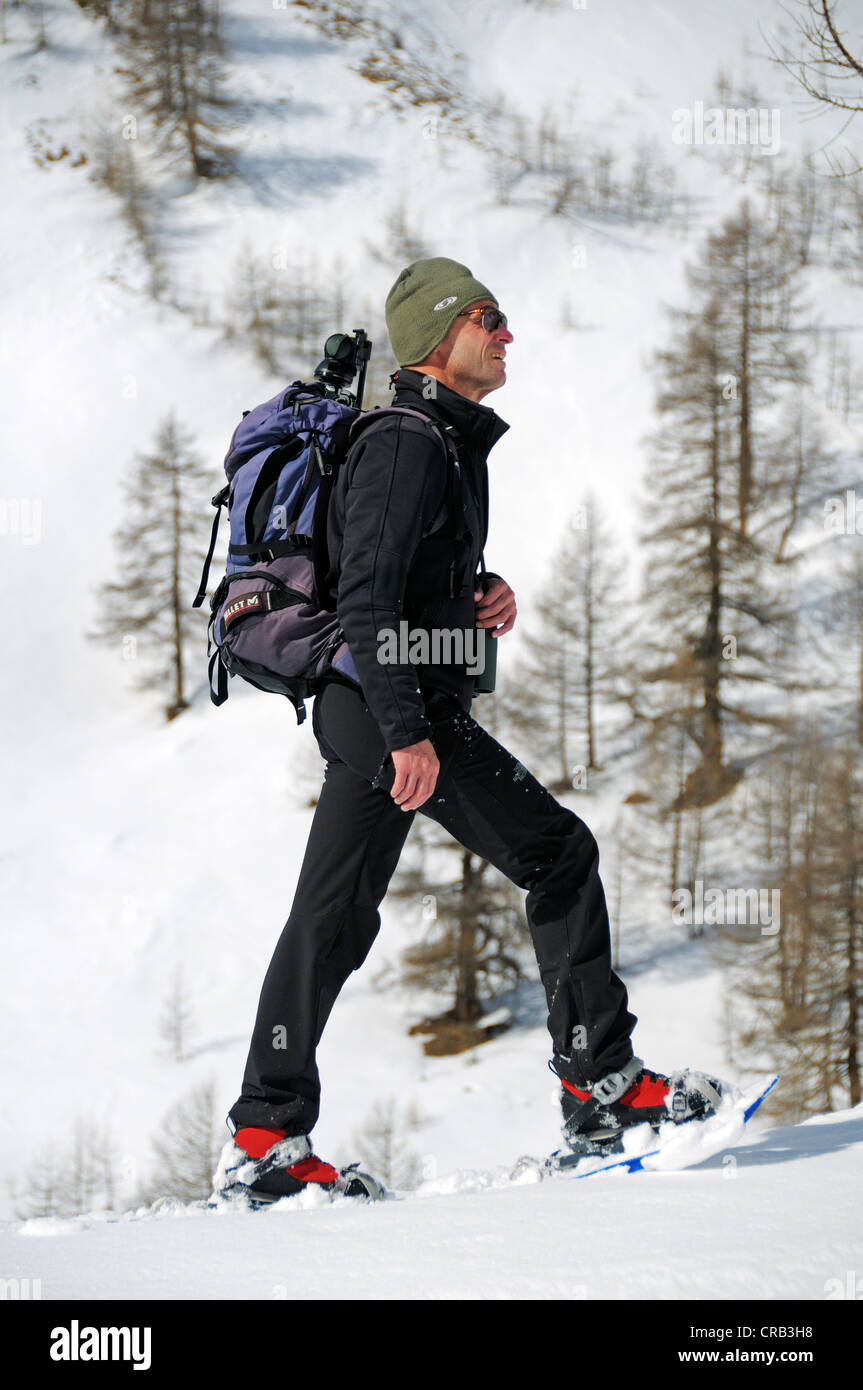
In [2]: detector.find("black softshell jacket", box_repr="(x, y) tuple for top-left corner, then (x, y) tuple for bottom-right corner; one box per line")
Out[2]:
(325, 369), (509, 752)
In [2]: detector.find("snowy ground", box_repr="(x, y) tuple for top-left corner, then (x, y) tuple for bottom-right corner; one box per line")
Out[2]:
(2, 0), (863, 1316)
(4, 1101), (863, 1303)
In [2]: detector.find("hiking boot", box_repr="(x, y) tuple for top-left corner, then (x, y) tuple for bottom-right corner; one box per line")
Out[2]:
(212, 1127), (382, 1205)
(213, 1128), (339, 1203)
(554, 1056), (725, 1153)
(556, 1057), (669, 1151)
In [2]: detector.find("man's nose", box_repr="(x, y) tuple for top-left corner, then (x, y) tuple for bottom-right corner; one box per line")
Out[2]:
(497, 324), (514, 343)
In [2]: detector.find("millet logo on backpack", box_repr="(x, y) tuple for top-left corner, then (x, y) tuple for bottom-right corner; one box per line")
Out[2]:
(223, 593), (266, 629)
(433, 295), (458, 311)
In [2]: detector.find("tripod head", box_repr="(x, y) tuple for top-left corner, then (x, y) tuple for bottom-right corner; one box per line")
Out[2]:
(313, 329), (372, 409)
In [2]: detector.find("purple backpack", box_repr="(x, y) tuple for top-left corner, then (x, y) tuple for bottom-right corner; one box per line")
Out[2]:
(194, 366), (456, 724)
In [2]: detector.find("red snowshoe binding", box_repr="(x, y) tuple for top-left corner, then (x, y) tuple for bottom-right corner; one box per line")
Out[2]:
(212, 1127), (383, 1206)
(554, 1056), (725, 1156)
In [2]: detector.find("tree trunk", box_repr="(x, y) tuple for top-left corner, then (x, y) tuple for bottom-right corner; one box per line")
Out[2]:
(584, 521), (597, 770)
(453, 851), (480, 1023)
(737, 220), (753, 538)
(701, 370), (724, 783)
(169, 448), (186, 718)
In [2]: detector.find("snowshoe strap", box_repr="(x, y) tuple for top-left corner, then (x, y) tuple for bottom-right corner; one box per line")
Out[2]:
(589, 1055), (644, 1106)
(666, 1070), (724, 1124)
(234, 1133), (312, 1185)
(562, 1056), (644, 1138)
(253, 1133), (312, 1170)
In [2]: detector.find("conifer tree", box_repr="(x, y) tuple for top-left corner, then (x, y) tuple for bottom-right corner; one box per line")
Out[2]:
(11, 1118), (118, 1219)
(139, 1080), (222, 1204)
(635, 199), (830, 805)
(348, 1099), (424, 1191)
(159, 964), (195, 1062)
(725, 733), (862, 1121)
(90, 413), (214, 719)
(508, 497), (628, 790)
(115, 0), (231, 179)
(224, 246), (335, 379)
(392, 831), (528, 1031)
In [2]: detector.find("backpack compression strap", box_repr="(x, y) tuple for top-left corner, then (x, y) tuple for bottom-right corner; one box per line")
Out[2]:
(193, 483), (231, 609)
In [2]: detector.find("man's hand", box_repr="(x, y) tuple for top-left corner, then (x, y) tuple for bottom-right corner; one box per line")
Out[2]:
(474, 576), (517, 637)
(390, 738), (439, 811)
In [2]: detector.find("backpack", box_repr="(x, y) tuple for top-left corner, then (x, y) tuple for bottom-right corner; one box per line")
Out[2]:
(193, 333), (460, 724)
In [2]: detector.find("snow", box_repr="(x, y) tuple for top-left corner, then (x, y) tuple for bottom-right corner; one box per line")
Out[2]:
(4, 1102), (862, 1301)
(1, 0), (862, 1308)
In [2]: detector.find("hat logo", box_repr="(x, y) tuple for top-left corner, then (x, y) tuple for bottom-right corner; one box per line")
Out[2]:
(432, 295), (458, 311)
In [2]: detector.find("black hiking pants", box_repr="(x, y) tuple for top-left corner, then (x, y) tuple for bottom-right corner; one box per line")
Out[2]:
(227, 681), (637, 1137)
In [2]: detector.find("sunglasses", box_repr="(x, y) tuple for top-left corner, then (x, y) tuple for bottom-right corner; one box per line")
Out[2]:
(458, 305), (509, 333)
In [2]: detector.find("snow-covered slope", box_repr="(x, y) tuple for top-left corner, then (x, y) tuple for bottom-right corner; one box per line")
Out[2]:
(4, 1101), (862, 1301)
(1, 0), (862, 1300)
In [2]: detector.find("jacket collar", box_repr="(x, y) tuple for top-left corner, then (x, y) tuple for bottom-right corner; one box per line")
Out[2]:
(391, 369), (510, 457)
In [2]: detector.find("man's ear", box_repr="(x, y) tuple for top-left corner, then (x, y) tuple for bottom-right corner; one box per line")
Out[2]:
(423, 317), (462, 369)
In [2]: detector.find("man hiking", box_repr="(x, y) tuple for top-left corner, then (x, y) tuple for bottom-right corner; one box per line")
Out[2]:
(214, 257), (717, 1205)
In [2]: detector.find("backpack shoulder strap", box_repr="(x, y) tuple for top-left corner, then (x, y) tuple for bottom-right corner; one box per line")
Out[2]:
(348, 405), (467, 596)
(348, 404), (457, 460)
(348, 405), (460, 533)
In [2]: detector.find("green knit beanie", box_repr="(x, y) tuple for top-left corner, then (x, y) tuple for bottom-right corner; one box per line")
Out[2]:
(385, 257), (498, 367)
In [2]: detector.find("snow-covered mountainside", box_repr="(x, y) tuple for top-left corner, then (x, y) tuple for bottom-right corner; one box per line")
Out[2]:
(1, 0), (862, 1309)
(4, 1099), (863, 1302)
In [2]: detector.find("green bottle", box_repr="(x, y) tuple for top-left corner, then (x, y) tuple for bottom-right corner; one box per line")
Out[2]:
(473, 626), (498, 695)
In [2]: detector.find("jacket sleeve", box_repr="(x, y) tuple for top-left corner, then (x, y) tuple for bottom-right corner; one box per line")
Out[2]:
(336, 416), (448, 752)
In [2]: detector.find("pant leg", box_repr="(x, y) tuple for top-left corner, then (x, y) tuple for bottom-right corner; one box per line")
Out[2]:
(227, 685), (415, 1136)
(418, 707), (637, 1087)
(309, 687), (637, 1085)
(229, 682), (636, 1137)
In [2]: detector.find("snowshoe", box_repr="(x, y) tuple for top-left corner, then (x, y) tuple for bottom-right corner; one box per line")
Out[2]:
(554, 1056), (725, 1155)
(210, 1128), (384, 1208)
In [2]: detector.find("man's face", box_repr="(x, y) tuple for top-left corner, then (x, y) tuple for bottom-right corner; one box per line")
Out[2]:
(422, 299), (514, 403)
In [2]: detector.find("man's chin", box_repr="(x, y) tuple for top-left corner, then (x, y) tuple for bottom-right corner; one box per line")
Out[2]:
(485, 362), (507, 388)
